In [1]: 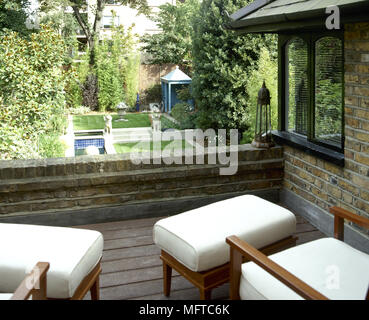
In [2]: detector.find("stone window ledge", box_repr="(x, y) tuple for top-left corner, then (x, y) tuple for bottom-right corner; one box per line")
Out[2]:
(272, 131), (345, 167)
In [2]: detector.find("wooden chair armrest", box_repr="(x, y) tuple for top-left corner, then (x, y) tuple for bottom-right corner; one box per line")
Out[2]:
(226, 236), (329, 300)
(330, 206), (369, 241)
(11, 262), (50, 300)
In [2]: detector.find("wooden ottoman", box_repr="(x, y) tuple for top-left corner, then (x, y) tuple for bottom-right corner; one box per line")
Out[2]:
(153, 195), (297, 299)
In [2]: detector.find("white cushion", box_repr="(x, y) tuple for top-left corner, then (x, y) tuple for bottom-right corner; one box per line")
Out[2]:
(0, 293), (32, 300)
(0, 223), (103, 299)
(0, 294), (12, 300)
(153, 195), (296, 272)
(240, 238), (369, 300)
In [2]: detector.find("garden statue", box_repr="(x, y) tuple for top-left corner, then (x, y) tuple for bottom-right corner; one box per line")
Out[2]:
(116, 102), (129, 122)
(104, 114), (112, 135)
(151, 106), (161, 132)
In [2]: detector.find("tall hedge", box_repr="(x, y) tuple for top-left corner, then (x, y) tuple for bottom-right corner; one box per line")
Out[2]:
(192, 0), (264, 131)
(95, 24), (139, 112)
(0, 25), (68, 160)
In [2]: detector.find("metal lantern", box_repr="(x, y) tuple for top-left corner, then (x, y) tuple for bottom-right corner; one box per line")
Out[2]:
(252, 81), (274, 148)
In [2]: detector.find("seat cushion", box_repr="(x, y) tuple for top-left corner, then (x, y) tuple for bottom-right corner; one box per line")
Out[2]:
(240, 238), (369, 300)
(0, 294), (12, 300)
(153, 195), (296, 272)
(0, 223), (103, 299)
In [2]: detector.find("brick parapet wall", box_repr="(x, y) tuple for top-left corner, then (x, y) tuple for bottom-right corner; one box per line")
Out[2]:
(283, 22), (369, 235)
(0, 145), (283, 218)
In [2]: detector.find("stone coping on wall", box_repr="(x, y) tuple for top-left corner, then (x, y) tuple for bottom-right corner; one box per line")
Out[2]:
(0, 144), (283, 181)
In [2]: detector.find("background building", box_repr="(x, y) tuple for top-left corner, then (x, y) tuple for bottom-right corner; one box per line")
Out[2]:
(98, 0), (176, 38)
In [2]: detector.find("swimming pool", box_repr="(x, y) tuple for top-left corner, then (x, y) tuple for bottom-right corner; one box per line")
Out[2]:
(74, 138), (105, 156)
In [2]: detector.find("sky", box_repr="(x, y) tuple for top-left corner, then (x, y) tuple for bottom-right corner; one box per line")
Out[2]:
(27, 0), (39, 17)
(30, 0), (38, 10)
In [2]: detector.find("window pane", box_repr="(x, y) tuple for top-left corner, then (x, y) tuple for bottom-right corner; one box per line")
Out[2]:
(286, 38), (309, 135)
(103, 16), (119, 29)
(315, 37), (343, 147)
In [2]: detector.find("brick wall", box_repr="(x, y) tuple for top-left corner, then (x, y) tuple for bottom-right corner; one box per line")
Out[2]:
(0, 146), (283, 224)
(139, 63), (176, 93)
(283, 22), (369, 236)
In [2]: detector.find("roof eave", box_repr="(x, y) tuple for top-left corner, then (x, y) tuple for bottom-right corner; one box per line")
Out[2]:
(161, 78), (192, 83)
(229, 0), (275, 21)
(229, 1), (369, 34)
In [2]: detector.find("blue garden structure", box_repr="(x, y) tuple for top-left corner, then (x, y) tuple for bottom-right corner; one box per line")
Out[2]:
(161, 66), (193, 113)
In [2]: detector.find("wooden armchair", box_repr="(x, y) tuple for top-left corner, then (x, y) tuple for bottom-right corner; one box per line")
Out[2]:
(226, 207), (369, 300)
(4, 262), (50, 300)
(0, 223), (103, 300)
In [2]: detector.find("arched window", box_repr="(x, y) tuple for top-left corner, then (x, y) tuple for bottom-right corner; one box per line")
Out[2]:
(314, 37), (343, 147)
(278, 33), (344, 157)
(286, 38), (308, 136)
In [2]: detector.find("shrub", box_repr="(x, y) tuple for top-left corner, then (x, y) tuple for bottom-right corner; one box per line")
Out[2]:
(66, 75), (83, 109)
(124, 53), (140, 107)
(0, 124), (40, 160)
(95, 41), (124, 112)
(0, 0), (31, 37)
(68, 105), (91, 115)
(81, 73), (99, 111)
(0, 25), (67, 131)
(244, 45), (278, 143)
(192, 0), (264, 131)
(180, 111), (197, 130)
(171, 103), (196, 129)
(140, 0), (200, 70)
(142, 84), (162, 105)
(161, 115), (181, 130)
(176, 85), (192, 102)
(171, 103), (192, 121)
(38, 132), (67, 159)
(94, 24), (139, 112)
(65, 65), (83, 109)
(0, 25), (68, 159)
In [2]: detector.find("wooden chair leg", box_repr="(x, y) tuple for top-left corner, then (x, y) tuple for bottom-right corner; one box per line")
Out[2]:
(200, 289), (211, 300)
(90, 276), (100, 300)
(163, 261), (172, 297)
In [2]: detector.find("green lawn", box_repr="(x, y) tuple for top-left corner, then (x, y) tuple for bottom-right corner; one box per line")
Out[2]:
(73, 113), (151, 131)
(114, 140), (193, 154)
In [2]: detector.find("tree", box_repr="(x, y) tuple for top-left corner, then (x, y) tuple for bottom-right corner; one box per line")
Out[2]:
(39, 1), (80, 64)
(70, 0), (150, 65)
(0, 0), (31, 35)
(95, 23), (139, 111)
(140, 0), (199, 72)
(191, 0), (265, 131)
(244, 45), (278, 143)
(0, 25), (69, 159)
(40, 0), (149, 65)
(40, 0), (150, 110)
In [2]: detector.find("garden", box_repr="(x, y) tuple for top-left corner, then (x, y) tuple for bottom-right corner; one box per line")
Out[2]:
(0, 0), (278, 161)
(73, 113), (151, 131)
(72, 112), (189, 155)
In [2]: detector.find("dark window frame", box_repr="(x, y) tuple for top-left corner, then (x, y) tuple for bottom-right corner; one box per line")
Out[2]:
(276, 31), (345, 162)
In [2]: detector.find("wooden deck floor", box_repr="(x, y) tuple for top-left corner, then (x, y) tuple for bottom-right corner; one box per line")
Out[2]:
(79, 214), (326, 300)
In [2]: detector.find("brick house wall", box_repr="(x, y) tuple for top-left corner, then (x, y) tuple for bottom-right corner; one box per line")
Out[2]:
(283, 22), (369, 240)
